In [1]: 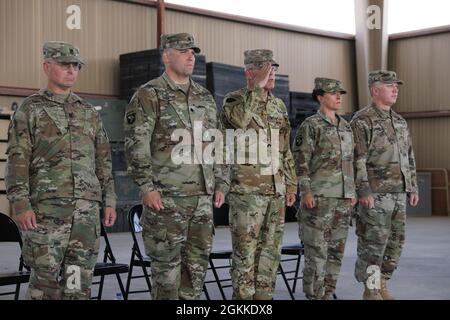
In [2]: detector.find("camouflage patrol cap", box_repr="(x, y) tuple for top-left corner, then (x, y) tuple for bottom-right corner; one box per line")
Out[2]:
(160, 33), (201, 53)
(314, 77), (347, 94)
(43, 41), (84, 64)
(244, 49), (279, 67)
(368, 70), (404, 86)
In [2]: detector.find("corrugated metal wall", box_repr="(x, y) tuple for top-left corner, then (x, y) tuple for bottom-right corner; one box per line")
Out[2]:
(389, 32), (450, 168)
(0, 0), (157, 95)
(165, 10), (357, 113)
(0, 0), (357, 113)
(389, 33), (450, 112)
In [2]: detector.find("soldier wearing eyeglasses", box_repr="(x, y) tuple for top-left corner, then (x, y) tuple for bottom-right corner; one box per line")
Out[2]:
(5, 41), (117, 299)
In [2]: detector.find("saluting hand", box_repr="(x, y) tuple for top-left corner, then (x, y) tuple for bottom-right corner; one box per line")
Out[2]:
(246, 63), (272, 90)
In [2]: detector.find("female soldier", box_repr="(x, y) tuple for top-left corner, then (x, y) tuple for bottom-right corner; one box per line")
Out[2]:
(292, 77), (356, 300)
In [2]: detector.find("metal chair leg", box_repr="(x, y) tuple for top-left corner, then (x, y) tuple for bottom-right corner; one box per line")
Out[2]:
(209, 258), (227, 300)
(292, 253), (302, 293)
(278, 264), (295, 300)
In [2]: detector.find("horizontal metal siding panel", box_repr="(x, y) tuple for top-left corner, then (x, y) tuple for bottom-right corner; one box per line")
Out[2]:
(389, 33), (450, 112)
(165, 10), (357, 114)
(408, 118), (450, 168)
(0, 0), (157, 95)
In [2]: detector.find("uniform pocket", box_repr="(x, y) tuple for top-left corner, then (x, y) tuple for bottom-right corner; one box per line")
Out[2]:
(22, 231), (54, 270)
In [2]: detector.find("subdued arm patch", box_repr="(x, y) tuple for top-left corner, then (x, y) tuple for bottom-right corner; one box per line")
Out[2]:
(295, 135), (302, 146)
(126, 112), (136, 125)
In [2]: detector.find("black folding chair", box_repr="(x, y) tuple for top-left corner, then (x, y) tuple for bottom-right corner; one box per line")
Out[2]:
(277, 242), (304, 300)
(91, 222), (129, 300)
(203, 249), (233, 300)
(0, 213), (31, 300)
(124, 204), (152, 299)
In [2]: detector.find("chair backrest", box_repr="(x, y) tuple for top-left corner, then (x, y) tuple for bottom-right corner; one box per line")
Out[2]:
(128, 204), (143, 234)
(0, 212), (29, 273)
(213, 203), (229, 227)
(0, 213), (23, 247)
(100, 222), (118, 264)
(127, 204), (146, 257)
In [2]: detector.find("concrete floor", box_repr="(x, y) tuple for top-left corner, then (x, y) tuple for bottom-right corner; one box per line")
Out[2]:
(1, 217), (450, 300)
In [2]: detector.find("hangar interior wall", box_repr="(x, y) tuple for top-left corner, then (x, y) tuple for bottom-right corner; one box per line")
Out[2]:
(0, 0), (357, 113)
(389, 32), (450, 169)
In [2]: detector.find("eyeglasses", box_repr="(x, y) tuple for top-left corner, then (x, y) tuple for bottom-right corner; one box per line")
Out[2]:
(49, 61), (82, 71)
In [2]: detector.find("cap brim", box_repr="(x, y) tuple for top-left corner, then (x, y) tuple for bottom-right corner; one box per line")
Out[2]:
(169, 46), (201, 54)
(271, 60), (279, 67)
(370, 79), (404, 85)
(192, 46), (201, 54)
(383, 80), (404, 85)
(323, 89), (347, 94)
(55, 56), (85, 65)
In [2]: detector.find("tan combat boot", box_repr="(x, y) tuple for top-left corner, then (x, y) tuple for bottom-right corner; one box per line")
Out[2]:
(363, 283), (383, 300)
(322, 292), (335, 300)
(380, 279), (395, 300)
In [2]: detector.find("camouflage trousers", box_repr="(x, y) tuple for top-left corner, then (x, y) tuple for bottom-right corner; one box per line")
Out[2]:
(355, 193), (406, 283)
(21, 198), (101, 300)
(298, 197), (352, 300)
(228, 193), (285, 300)
(141, 195), (213, 300)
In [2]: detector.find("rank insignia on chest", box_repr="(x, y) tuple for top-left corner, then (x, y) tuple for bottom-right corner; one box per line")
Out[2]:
(126, 112), (136, 124)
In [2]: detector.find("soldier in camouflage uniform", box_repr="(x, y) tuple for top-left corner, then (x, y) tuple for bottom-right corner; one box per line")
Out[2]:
(5, 41), (117, 300)
(292, 77), (356, 300)
(124, 33), (229, 300)
(221, 49), (297, 300)
(351, 70), (419, 300)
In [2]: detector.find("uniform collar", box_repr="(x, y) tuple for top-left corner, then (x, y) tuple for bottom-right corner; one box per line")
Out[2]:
(39, 88), (83, 104)
(369, 101), (393, 119)
(162, 72), (197, 94)
(266, 90), (275, 102)
(317, 109), (343, 127)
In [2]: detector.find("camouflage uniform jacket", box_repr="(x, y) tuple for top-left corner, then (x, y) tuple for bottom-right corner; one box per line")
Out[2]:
(350, 102), (418, 197)
(221, 86), (297, 196)
(293, 110), (356, 198)
(124, 72), (229, 197)
(5, 89), (117, 215)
